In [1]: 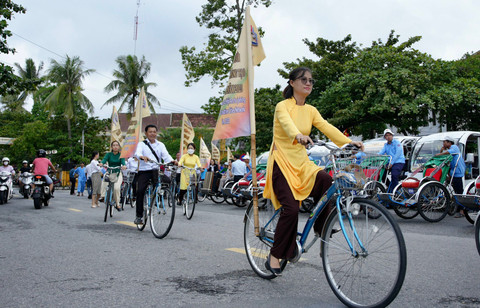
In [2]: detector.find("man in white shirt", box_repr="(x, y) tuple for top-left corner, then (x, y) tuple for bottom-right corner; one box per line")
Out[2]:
(231, 154), (247, 182)
(134, 124), (174, 225)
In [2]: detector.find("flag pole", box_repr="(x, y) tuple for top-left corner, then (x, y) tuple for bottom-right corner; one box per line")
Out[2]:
(180, 113), (185, 157)
(245, 6), (260, 236)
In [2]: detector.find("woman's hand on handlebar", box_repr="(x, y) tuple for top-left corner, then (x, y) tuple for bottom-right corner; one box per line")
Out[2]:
(296, 133), (313, 146)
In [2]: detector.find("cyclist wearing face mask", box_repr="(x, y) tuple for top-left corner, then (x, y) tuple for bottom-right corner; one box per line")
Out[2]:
(177, 143), (204, 205)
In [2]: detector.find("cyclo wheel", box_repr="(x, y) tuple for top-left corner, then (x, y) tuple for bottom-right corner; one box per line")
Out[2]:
(321, 198), (407, 308)
(232, 183), (248, 207)
(463, 182), (478, 224)
(362, 181), (385, 219)
(392, 184), (419, 219)
(243, 200), (288, 280)
(150, 188), (175, 239)
(137, 187), (150, 231)
(185, 186), (196, 220)
(417, 182), (450, 223)
(104, 187), (112, 222)
(210, 191), (226, 204)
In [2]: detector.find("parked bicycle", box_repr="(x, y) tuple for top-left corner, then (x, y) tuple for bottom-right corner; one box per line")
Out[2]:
(244, 141), (407, 308)
(136, 160), (175, 239)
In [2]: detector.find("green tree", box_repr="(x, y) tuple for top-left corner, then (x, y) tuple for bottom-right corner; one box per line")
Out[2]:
(14, 58), (44, 105)
(44, 55), (94, 142)
(0, 0), (26, 96)
(103, 55), (159, 114)
(180, 0), (271, 89)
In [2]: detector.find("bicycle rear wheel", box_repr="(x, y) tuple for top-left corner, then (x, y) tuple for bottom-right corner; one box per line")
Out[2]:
(243, 201), (287, 280)
(150, 189), (175, 239)
(321, 198), (407, 308)
(120, 184), (128, 210)
(185, 186), (196, 219)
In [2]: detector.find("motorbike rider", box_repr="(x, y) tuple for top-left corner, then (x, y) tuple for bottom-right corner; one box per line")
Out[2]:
(0, 157), (15, 195)
(18, 160), (32, 193)
(32, 149), (57, 197)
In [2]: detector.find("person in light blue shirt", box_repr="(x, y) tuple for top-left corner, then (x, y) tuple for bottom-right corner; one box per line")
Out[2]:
(378, 129), (405, 193)
(435, 136), (466, 217)
(74, 163), (87, 196)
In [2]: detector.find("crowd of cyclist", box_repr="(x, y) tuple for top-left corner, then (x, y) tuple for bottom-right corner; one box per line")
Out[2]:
(0, 124), (253, 225)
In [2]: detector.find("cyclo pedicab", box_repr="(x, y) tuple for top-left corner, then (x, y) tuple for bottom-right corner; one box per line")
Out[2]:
(378, 154), (460, 222)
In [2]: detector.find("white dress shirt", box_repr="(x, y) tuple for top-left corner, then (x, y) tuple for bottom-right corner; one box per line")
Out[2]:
(231, 159), (247, 176)
(135, 139), (173, 171)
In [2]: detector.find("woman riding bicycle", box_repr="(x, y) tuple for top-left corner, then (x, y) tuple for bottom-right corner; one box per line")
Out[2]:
(177, 143), (204, 205)
(99, 140), (126, 211)
(263, 67), (362, 276)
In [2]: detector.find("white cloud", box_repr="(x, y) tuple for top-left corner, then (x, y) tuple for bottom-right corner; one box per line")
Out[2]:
(1, 0), (480, 119)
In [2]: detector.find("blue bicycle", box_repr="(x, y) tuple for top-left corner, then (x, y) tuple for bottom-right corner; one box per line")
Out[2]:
(244, 141), (407, 308)
(136, 161), (175, 239)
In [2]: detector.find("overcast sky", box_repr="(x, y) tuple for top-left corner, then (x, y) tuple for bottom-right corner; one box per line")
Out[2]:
(1, 0), (479, 119)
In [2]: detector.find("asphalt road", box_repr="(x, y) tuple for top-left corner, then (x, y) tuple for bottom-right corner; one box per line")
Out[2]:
(0, 189), (479, 308)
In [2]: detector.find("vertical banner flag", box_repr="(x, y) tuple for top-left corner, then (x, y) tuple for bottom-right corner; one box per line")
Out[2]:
(212, 8), (265, 140)
(120, 87), (151, 158)
(211, 142), (220, 161)
(110, 105), (123, 145)
(227, 147), (234, 161)
(180, 113), (195, 156)
(199, 137), (211, 169)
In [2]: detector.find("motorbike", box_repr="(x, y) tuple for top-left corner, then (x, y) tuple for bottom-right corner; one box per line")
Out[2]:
(19, 172), (33, 199)
(0, 171), (13, 204)
(32, 175), (51, 209)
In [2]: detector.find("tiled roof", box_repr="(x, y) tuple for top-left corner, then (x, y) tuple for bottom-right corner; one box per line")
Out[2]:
(117, 113), (216, 132)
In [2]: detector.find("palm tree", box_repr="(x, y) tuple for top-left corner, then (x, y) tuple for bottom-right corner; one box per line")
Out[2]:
(44, 55), (94, 140)
(103, 55), (159, 114)
(14, 58), (44, 105)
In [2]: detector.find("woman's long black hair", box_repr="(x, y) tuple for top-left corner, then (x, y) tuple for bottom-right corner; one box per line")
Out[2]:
(282, 67), (312, 99)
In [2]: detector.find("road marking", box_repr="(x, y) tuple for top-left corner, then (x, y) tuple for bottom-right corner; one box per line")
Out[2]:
(116, 221), (137, 227)
(227, 247), (307, 261)
(68, 208), (82, 212)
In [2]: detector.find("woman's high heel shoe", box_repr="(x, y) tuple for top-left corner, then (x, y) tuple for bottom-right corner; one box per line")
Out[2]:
(265, 253), (282, 276)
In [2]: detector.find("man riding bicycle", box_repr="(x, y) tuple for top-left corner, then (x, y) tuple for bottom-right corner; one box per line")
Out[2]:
(134, 124), (175, 225)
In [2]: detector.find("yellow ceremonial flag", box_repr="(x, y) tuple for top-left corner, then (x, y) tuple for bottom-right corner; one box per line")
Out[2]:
(180, 113), (195, 156)
(110, 105), (123, 145)
(120, 87), (151, 158)
(212, 7), (265, 140)
(199, 137), (211, 169)
(211, 142), (220, 161)
(227, 147), (234, 161)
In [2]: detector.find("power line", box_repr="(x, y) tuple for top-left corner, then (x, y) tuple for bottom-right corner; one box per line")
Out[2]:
(10, 31), (204, 113)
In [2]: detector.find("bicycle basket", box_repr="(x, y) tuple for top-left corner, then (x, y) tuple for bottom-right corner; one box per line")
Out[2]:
(125, 172), (136, 183)
(333, 162), (368, 190)
(104, 172), (119, 183)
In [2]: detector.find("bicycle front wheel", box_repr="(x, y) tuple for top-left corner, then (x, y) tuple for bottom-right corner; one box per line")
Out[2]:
(150, 188), (175, 239)
(243, 200), (287, 280)
(321, 198), (407, 308)
(137, 190), (150, 231)
(185, 187), (196, 219)
(475, 217), (480, 256)
(104, 188), (112, 222)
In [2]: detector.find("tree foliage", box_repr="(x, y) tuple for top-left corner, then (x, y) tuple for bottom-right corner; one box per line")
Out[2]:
(0, 0), (26, 96)
(103, 55), (159, 114)
(180, 0), (271, 88)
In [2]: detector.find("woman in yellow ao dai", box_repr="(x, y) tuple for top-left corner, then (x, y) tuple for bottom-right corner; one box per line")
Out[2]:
(177, 143), (202, 205)
(263, 67), (362, 276)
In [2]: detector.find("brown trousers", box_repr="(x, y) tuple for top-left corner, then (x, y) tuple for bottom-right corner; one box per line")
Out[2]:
(270, 162), (333, 260)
